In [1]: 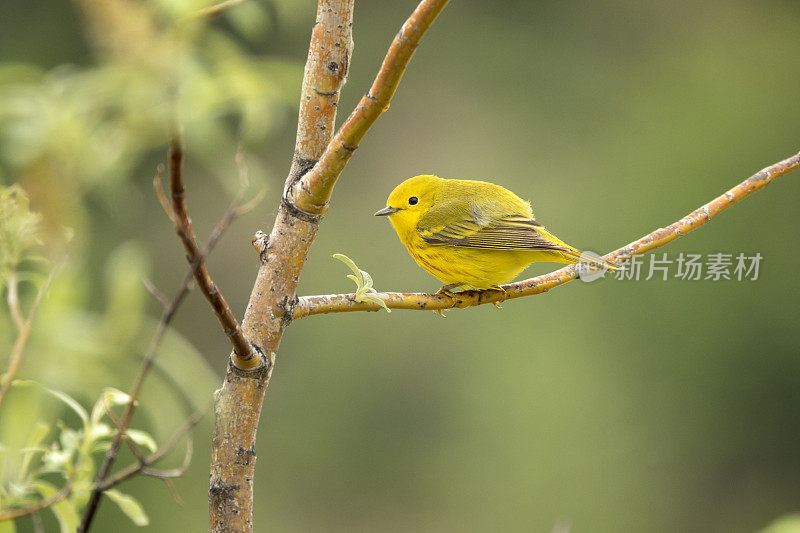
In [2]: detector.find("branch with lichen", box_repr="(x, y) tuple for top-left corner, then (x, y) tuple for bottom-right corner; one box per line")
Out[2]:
(291, 151), (800, 318)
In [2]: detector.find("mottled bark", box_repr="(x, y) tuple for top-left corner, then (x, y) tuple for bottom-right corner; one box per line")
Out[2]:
(208, 0), (353, 528)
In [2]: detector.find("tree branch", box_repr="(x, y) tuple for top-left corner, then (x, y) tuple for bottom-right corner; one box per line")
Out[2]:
(293, 151), (800, 317)
(209, 1), (447, 531)
(288, 0), (450, 215)
(99, 410), (204, 491)
(167, 140), (257, 367)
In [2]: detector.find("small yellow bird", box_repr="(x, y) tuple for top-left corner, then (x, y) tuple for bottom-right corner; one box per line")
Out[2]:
(375, 175), (616, 292)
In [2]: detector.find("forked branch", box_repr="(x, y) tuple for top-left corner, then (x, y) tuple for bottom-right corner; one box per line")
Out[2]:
(208, 1), (449, 530)
(293, 151), (800, 318)
(287, 0), (451, 215)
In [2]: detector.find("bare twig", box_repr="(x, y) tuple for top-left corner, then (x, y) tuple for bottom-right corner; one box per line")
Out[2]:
(292, 151), (800, 317)
(79, 189), (249, 532)
(99, 410), (204, 492)
(166, 139), (257, 368)
(288, 0), (450, 215)
(142, 277), (171, 310)
(161, 478), (184, 506)
(141, 439), (193, 480)
(103, 403), (149, 464)
(0, 481), (71, 521)
(0, 262), (63, 410)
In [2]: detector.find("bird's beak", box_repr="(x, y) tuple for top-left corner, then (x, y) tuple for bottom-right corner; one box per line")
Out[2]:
(374, 206), (401, 216)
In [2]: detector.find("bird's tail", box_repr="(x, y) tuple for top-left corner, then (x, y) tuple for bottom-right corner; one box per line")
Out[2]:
(568, 250), (620, 272)
(535, 226), (620, 272)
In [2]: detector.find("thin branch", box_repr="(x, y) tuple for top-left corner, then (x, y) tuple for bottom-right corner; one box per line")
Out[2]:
(166, 139), (257, 368)
(142, 277), (171, 310)
(99, 410), (204, 492)
(293, 151), (800, 318)
(141, 439), (193, 479)
(0, 263), (63, 410)
(0, 481), (71, 521)
(79, 191), (247, 532)
(103, 404), (149, 464)
(288, 0), (450, 215)
(161, 478), (184, 506)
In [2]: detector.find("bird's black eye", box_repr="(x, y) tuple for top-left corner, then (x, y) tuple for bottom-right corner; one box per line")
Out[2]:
(408, 196), (419, 206)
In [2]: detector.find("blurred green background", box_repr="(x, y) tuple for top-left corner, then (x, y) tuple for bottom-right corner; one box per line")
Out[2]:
(2, 0), (800, 531)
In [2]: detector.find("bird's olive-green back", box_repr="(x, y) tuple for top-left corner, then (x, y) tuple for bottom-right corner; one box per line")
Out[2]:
(417, 178), (534, 232)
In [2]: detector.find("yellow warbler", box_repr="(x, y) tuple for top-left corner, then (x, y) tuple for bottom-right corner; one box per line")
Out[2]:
(375, 175), (616, 291)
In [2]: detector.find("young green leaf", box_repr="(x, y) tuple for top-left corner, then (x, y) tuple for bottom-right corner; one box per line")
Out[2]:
(125, 430), (157, 454)
(13, 381), (88, 428)
(331, 253), (390, 313)
(105, 489), (149, 526)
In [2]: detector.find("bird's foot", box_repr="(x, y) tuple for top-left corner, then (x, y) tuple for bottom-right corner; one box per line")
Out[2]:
(435, 284), (460, 299)
(434, 285), (460, 317)
(486, 286), (507, 309)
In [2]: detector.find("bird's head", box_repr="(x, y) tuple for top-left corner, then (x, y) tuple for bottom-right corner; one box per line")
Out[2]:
(375, 174), (442, 239)
(375, 174), (440, 217)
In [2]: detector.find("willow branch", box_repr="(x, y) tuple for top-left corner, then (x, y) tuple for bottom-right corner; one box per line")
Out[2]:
(79, 193), (248, 532)
(288, 0), (450, 215)
(166, 140), (257, 367)
(293, 151), (800, 318)
(0, 482), (71, 521)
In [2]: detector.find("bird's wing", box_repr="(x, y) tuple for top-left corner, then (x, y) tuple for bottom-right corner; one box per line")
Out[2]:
(418, 201), (570, 252)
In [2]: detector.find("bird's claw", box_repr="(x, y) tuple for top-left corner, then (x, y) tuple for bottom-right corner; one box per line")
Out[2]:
(435, 285), (459, 299)
(434, 285), (458, 317)
(486, 286), (507, 309)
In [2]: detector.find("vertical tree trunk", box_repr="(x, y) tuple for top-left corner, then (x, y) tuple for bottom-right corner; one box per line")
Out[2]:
(208, 2), (353, 531)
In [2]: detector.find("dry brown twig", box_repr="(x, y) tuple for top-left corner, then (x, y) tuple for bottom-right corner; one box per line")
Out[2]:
(167, 139), (257, 367)
(293, 151), (800, 317)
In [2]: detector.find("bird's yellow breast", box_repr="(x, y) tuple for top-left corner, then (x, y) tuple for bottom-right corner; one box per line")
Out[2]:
(403, 234), (534, 289)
